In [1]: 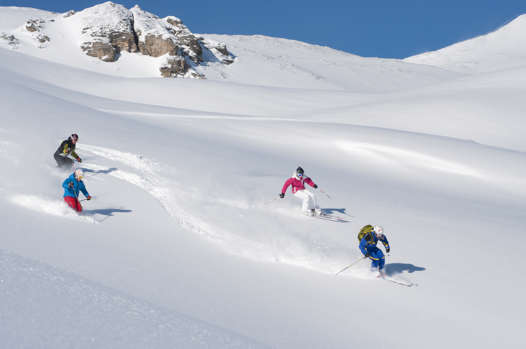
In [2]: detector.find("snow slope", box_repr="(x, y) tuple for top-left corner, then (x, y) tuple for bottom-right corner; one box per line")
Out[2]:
(405, 15), (526, 73)
(197, 34), (459, 91)
(0, 249), (263, 348)
(0, 6), (55, 32)
(1, 5), (526, 349)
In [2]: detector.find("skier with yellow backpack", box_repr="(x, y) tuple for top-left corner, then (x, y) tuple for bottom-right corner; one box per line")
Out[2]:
(358, 225), (390, 274)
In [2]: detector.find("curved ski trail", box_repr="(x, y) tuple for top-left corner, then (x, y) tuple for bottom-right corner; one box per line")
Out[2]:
(79, 144), (412, 284)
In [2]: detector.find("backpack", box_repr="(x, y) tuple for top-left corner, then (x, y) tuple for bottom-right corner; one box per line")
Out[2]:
(358, 225), (374, 242)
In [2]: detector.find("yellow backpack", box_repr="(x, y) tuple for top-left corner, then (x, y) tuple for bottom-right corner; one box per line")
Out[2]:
(357, 225), (374, 242)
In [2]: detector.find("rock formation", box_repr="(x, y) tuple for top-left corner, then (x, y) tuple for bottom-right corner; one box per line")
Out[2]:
(2, 1), (235, 78)
(76, 2), (234, 77)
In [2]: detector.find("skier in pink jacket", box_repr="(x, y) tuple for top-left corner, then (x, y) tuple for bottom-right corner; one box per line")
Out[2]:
(280, 166), (321, 216)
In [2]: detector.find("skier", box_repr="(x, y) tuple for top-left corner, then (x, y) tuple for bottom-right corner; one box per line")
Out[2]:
(62, 169), (91, 212)
(358, 225), (390, 275)
(279, 166), (320, 216)
(54, 133), (82, 168)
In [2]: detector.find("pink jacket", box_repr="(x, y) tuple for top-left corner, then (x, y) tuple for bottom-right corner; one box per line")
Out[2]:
(281, 174), (316, 194)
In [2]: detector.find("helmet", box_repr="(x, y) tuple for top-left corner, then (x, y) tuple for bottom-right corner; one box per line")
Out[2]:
(74, 169), (84, 180)
(71, 133), (79, 141)
(296, 166), (304, 176)
(373, 225), (384, 235)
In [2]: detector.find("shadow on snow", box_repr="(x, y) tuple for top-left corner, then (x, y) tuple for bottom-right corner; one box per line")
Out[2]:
(384, 263), (426, 277)
(83, 208), (132, 216)
(82, 167), (118, 176)
(321, 208), (351, 216)
(81, 208), (132, 223)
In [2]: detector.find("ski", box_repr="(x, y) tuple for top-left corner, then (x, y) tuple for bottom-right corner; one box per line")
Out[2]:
(379, 275), (415, 287)
(315, 213), (350, 223)
(307, 211), (350, 223)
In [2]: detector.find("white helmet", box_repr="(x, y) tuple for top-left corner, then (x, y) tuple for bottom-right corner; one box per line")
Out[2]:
(373, 225), (384, 235)
(74, 169), (84, 180)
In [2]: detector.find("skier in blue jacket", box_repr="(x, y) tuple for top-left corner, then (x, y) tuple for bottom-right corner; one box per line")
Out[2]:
(359, 225), (390, 273)
(62, 169), (91, 212)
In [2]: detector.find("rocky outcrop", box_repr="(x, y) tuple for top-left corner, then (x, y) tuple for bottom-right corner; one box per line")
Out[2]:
(79, 2), (138, 62)
(4, 1), (235, 78)
(204, 41), (235, 65)
(0, 33), (19, 48)
(63, 10), (75, 18)
(36, 34), (50, 43)
(25, 19), (41, 32)
(130, 5), (204, 67)
(74, 2), (235, 77)
(160, 56), (188, 77)
(137, 35), (177, 57)
(22, 18), (50, 48)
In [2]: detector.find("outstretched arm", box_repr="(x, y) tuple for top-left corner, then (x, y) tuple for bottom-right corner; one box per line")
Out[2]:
(281, 178), (293, 195)
(71, 150), (80, 161)
(380, 235), (390, 253)
(79, 182), (90, 198)
(304, 177), (317, 189)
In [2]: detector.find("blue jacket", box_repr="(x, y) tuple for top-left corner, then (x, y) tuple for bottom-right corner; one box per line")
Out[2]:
(62, 173), (89, 199)
(360, 232), (390, 257)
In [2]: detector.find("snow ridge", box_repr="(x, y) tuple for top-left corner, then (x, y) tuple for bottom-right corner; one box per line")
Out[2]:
(405, 14), (526, 73)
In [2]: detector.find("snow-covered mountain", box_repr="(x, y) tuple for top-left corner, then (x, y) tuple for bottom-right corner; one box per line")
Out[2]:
(405, 15), (526, 73)
(0, 2), (233, 78)
(0, 1), (458, 90)
(1, 3), (525, 349)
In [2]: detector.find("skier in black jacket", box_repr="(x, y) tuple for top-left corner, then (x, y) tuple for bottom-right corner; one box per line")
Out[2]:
(54, 133), (82, 168)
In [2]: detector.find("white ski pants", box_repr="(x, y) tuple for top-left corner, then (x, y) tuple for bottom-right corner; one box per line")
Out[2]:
(294, 189), (319, 212)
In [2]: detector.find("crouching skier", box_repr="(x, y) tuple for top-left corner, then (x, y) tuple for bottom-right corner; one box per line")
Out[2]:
(358, 225), (390, 276)
(54, 133), (82, 168)
(62, 169), (91, 212)
(279, 166), (320, 216)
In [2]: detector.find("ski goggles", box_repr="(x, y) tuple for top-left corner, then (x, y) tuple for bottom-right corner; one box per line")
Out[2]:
(297, 173), (303, 177)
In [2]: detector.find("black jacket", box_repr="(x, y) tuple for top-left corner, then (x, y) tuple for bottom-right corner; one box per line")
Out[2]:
(54, 138), (78, 159)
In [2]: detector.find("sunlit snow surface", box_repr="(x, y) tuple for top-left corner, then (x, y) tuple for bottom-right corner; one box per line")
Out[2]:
(1, 5), (526, 349)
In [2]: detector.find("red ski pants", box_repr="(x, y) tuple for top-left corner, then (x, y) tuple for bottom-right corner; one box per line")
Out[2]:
(64, 196), (83, 212)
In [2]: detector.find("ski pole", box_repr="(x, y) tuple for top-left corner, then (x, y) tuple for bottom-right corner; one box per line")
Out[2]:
(319, 189), (331, 199)
(335, 256), (366, 275)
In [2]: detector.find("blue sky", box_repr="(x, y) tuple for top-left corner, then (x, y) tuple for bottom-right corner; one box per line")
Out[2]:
(2, 0), (526, 58)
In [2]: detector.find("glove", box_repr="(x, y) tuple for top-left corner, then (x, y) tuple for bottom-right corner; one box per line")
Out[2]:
(76, 157), (82, 163)
(279, 193), (285, 199)
(386, 248), (390, 253)
(86, 196), (92, 200)
(313, 184), (318, 189)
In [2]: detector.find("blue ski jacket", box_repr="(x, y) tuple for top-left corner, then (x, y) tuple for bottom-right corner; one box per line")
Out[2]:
(359, 232), (390, 258)
(62, 173), (89, 199)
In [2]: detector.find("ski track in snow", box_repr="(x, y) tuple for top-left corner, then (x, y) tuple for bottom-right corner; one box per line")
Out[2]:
(79, 144), (379, 277)
(81, 145), (274, 260)
(10, 194), (99, 224)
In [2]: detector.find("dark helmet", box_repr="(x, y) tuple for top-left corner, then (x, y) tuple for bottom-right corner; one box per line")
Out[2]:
(71, 133), (79, 141)
(296, 166), (304, 175)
